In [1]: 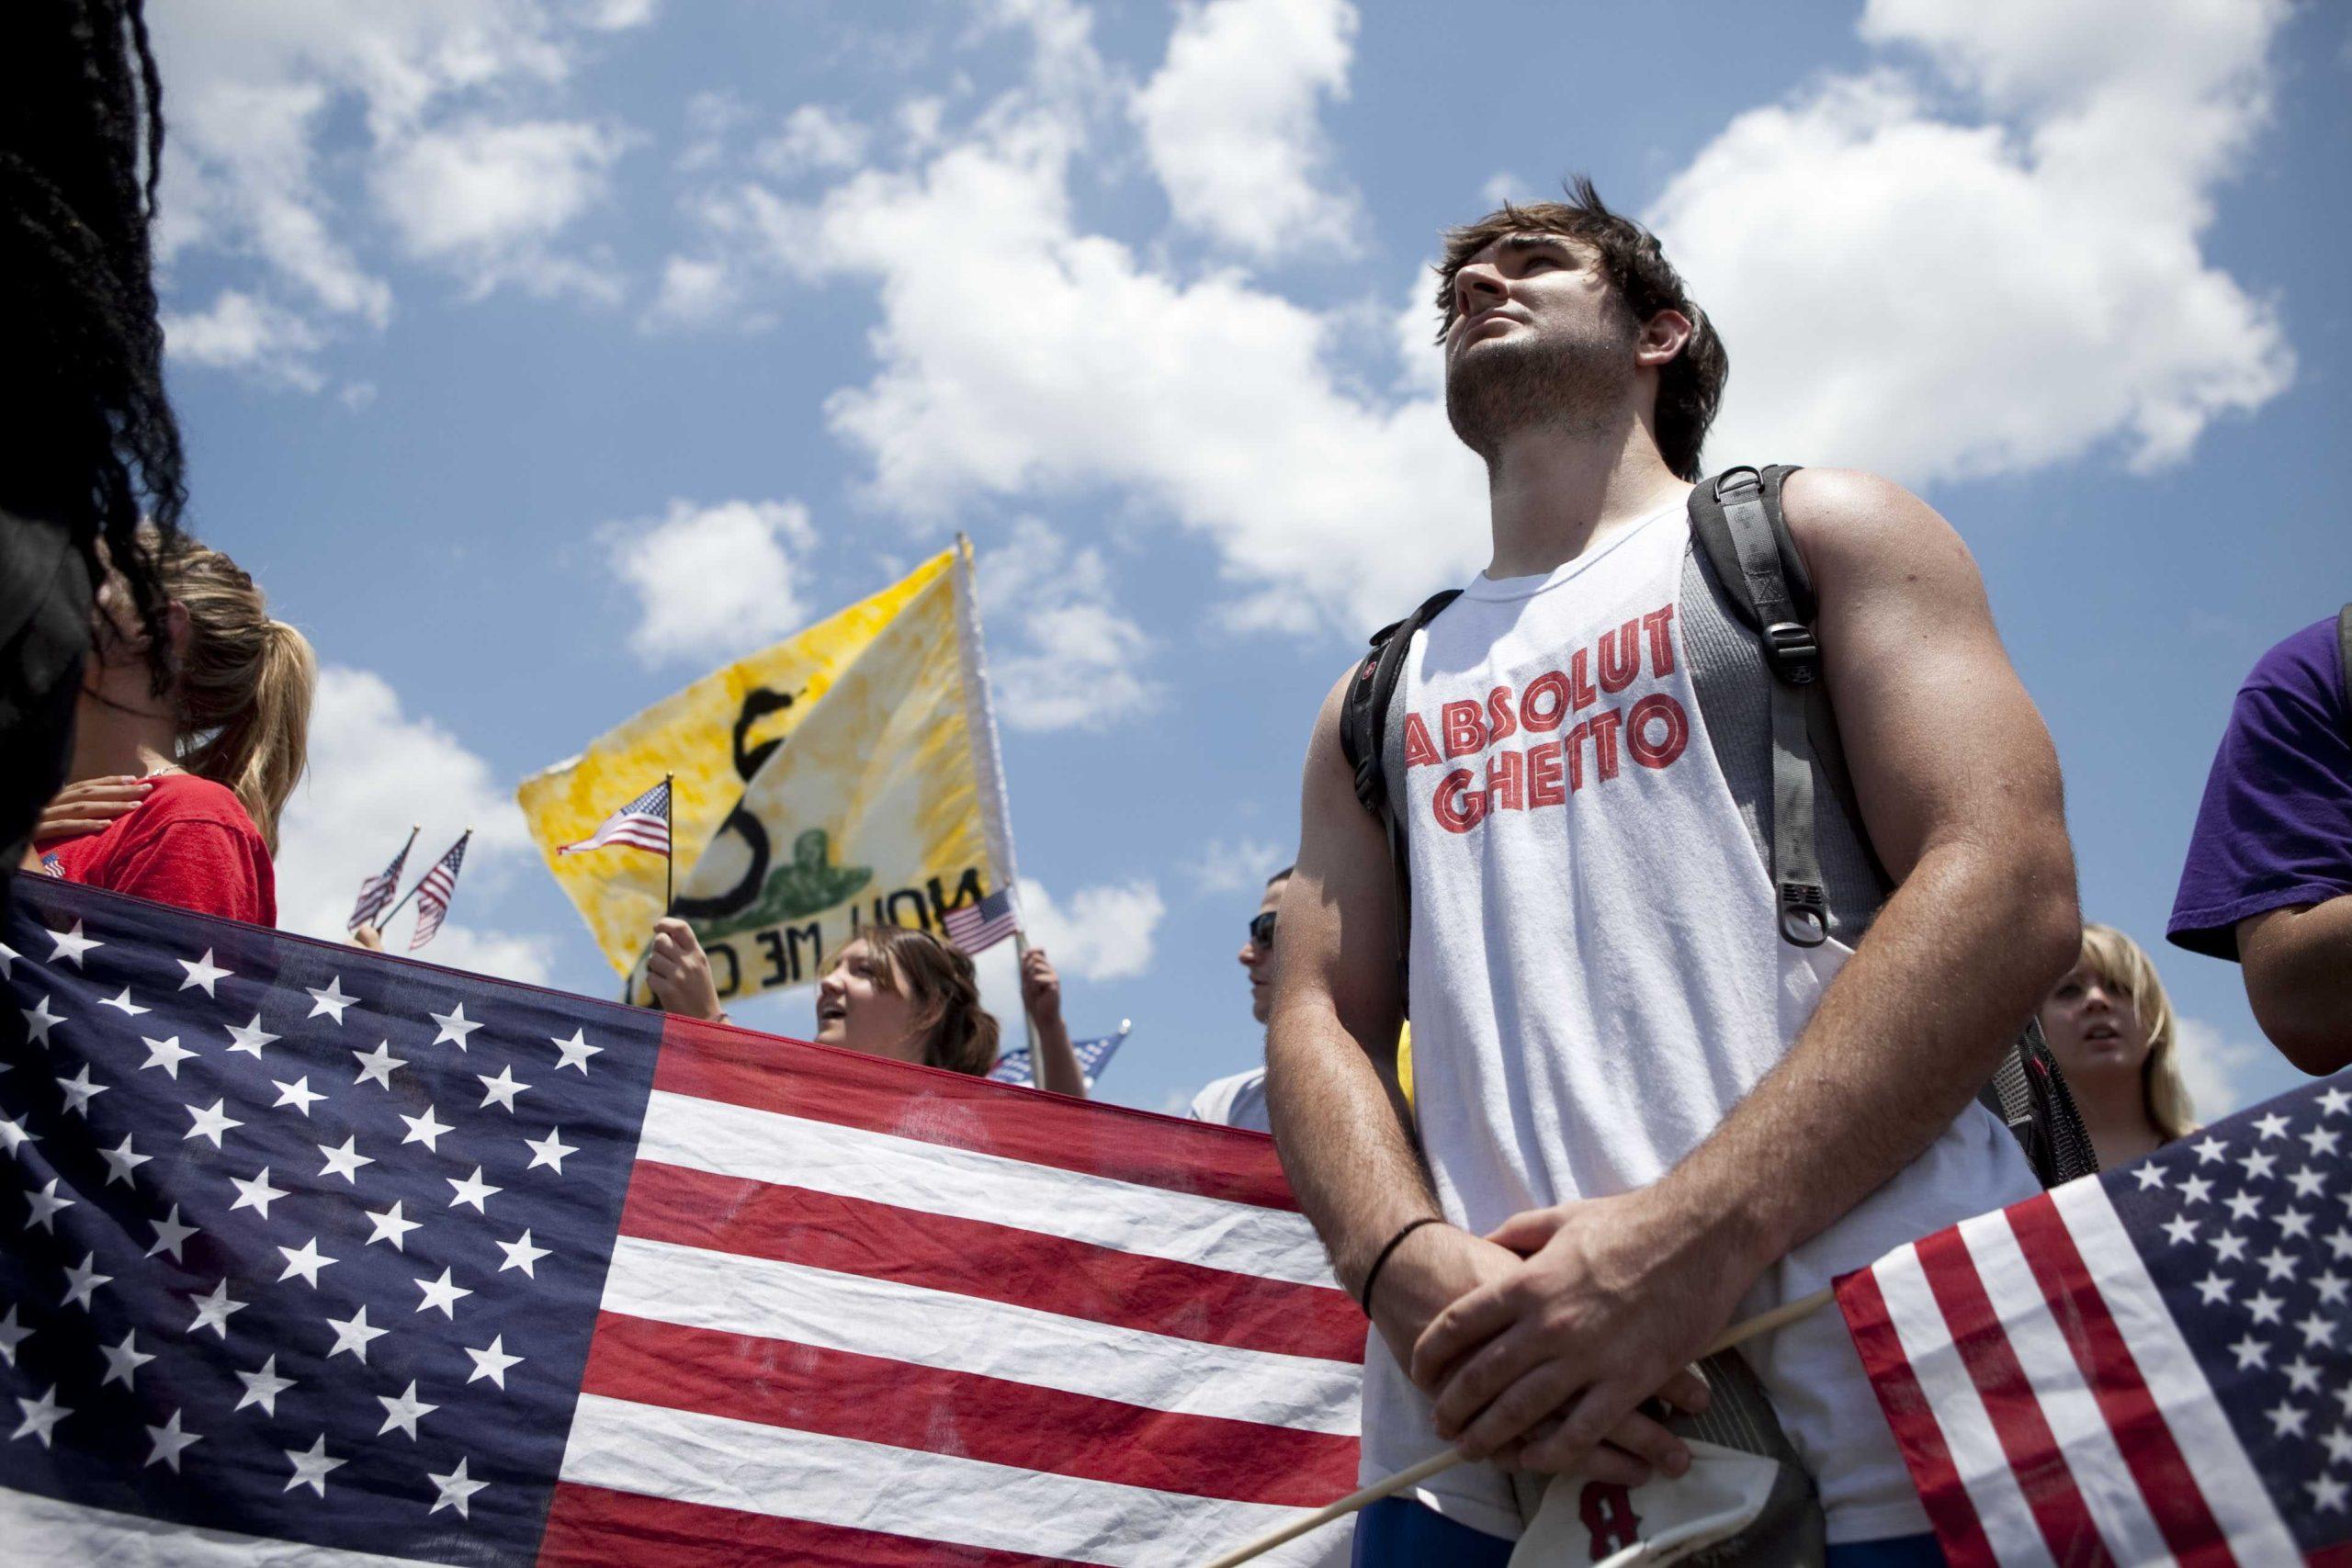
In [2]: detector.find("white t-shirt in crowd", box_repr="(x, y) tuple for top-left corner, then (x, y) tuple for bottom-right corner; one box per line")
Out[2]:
(1361, 502), (2039, 1545)
(1189, 1066), (1272, 1134)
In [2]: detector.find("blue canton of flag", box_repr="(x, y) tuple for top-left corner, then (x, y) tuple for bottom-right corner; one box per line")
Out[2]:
(0, 874), (662, 1564)
(987, 1021), (1132, 1090)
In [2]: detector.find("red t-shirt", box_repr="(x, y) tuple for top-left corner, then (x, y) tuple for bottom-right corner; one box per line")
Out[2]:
(39, 773), (277, 926)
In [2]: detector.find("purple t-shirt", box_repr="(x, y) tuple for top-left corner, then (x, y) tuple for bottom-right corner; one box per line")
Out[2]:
(2169, 615), (2352, 960)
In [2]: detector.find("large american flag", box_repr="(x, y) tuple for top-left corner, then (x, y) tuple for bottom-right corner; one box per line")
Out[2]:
(0, 874), (1361, 1565)
(1838, 1069), (2352, 1564)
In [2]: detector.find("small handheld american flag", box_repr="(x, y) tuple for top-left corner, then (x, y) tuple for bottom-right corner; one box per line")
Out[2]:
(407, 833), (470, 953)
(1838, 1069), (2352, 1564)
(988, 1020), (1131, 1090)
(555, 782), (671, 859)
(345, 829), (416, 935)
(941, 886), (1019, 954)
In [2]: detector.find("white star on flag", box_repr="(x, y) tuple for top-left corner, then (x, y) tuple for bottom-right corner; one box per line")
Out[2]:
(281, 1434), (345, 1497)
(182, 1098), (242, 1147)
(314, 1134), (373, 1183)
(145, 1203), (198, 1261)
(99, 1133), (152, 1186)
(52, 1065), (106, 1116)
(523, 1126), (577, 1175)
(305, 977), (357, 1023)
(227, 1168), (289, 1220)
(447, 1166), (501, 1213)
(429, 1003), (481, 1051)
(232, 1354), (296, 1416)
(144, 1409), (202, 1472)
(323, 1304), (389, 1363)
(413, 1267), (473, 1319)
(495, 1229), (551, 1278)
(185, 1279), (247, 1337)
(476, 1065), (529, 1112)
(61, 1252), (111, 1310)
(99, 1328), (154, 1389)
(223, 1014), (278, 1058)
(463, 1334), (523, 1389)
(97, 987), (149, 1017)
(176, 948), (232, 996)
(398, 1105), (454, 1150)
(21, 996), (64, 1043)
(46, 919), (101, 966)
(551, 1029), (603, 1073)
(427, 1455), (489, 1517)
(270, 1077), (325, 1115)
(25, 1178), (75, 1233)
(13, 1384), (70, 1447)
(364, 1200), (421, 1251)
(351, 1041), (406, 1089)
(276, 1237), (338, 1288)
(139, 1034), (195, 1078)
(375, 1380), (437, 1440)
(0, 1307), (28, 1368)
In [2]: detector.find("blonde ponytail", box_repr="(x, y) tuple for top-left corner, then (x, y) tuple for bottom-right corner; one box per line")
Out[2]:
(162, 538), (316, 854)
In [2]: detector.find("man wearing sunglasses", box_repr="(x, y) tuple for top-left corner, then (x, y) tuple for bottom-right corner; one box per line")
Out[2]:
(1188, 865), (1293, 1133)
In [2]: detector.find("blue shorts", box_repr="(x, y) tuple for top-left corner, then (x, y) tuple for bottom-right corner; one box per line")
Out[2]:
(1350, 1497), (1945, 1565)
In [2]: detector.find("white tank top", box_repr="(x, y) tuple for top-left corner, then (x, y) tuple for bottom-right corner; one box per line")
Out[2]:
(1358, 501), (2040, 1545)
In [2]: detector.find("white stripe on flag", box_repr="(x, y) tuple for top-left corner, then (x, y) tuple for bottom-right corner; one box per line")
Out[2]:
(0, 1491), (417, 1567)
(557, 1392), (1355, 1568)
(1871, 1241), (2057, 1568)
(599, 1233), (1363, 1435)
(1958, 1208), (2173, 1563)
(2048, 1179), (2300, 1561)
(636, 1089), (1335, 1287)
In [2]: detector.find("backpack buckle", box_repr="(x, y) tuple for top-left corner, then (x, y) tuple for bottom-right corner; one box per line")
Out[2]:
(1762, 621), (1821, 685)
(1777, 882), (1827, 947)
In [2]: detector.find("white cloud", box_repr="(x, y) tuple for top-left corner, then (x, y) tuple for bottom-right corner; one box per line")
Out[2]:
(2173, 1015), (2267, 1122)
(371, 118), (629, 299)
(644, 254), (740, 329)
(757, 105), (872, 177)
(1133, 0), (1361, 260)
(276, 666), (549, 984)
(975, 519), (1156, 732)
(162, 290), (326, 389)
(605, 498), (820, 664)
(1187, 837), (1290, 897)
(149, 2), (634, 381)
(1649, 0), (2292, 483)
(1016, 876), (1165, 981)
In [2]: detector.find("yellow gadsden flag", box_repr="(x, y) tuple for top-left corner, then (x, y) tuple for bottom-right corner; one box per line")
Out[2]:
(516, 539), (1017, 1004)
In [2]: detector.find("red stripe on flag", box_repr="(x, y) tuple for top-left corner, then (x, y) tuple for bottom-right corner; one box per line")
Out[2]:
(1837, 1268), (1999, 1568)
(578, 1311), (1363, 1507)
(2003, 1194), (2233, 1565)
(620, 1159), (1363, 1362)
(540, 1481), (1082, 1567)
(1915, 1226), (2115, 1568)
(656, 1017), (1302, 1211)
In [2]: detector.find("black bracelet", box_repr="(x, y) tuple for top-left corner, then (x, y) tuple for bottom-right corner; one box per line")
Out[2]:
(1358, 1217), (1442, 1316)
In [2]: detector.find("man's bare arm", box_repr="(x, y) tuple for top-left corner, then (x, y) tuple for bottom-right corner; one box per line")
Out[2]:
(1264, 672), (1437, 1297)
(2239, 901), (2352, 1074)
(1415, 468), (2080, 1470)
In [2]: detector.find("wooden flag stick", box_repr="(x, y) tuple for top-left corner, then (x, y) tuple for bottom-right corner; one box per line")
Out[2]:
(1196, 1285), (1835, 1568)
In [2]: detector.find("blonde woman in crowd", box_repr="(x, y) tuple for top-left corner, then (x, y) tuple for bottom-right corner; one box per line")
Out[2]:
(2036, 922), (2198, 1168)
(643, 916), (1090, 1093)
(28, 535), (314, 926)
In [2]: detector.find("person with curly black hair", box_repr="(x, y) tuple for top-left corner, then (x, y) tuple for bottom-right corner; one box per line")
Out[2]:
(1, 0), (185, 911)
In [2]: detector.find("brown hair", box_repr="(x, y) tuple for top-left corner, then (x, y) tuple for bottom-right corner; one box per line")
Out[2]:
(161, 536), (316, 854)
(2074, 923), (2196, 1143)
(850, 924), (1001, 1077)
(1434, 176), (1728, 481)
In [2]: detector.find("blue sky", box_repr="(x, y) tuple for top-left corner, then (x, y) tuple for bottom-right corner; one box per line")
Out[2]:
(151, 0), (2350, 1120)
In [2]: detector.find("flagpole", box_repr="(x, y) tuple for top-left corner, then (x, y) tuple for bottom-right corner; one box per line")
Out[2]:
(662, 773), (674, 917)
(1194, 1287), (1836, 1568)
(1013, 928), (1041, 1087)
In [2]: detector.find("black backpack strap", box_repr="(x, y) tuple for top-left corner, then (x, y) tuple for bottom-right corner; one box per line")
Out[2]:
(1339, 588), (1462, 1011)
(1690, 468), (1830, 947)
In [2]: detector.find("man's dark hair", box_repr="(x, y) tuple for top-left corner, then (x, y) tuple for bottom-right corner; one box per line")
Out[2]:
(0, 0), (186, 892)
(1433, 176), (1728, 482)
(1267, 864), (1295, 886)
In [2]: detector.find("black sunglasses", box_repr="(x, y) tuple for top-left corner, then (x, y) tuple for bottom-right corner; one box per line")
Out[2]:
(1248, 911), (1277, 947)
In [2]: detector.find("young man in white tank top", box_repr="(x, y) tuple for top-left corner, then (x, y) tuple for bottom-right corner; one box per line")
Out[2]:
(1266, 182), (2078, 1565)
